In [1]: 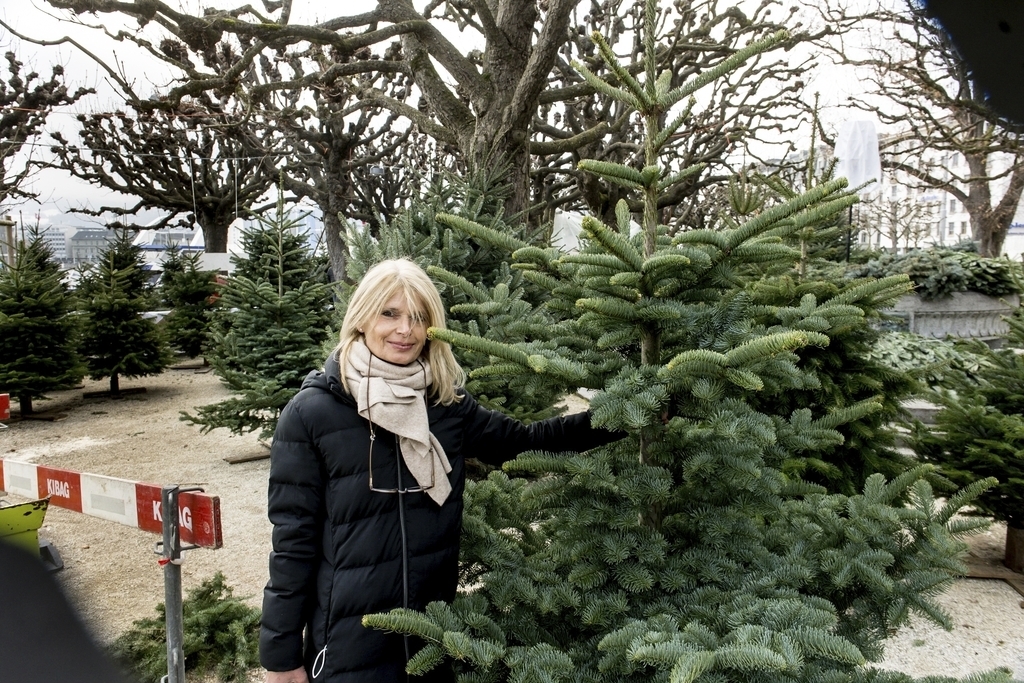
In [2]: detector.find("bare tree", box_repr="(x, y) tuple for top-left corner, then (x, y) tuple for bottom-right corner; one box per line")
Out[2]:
(39, 0), (822, 222)
(857, 193), (937, 252)
(36, 0), (557, 216)
(816, 0), (1024, 257)
(49, 99), (279, 252)
(32, 0), (838, 282)
(0, 48), (91, 208)
(252, 40), (445, 281)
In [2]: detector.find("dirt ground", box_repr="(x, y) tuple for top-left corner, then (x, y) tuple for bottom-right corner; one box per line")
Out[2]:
(1, 367), (1022, 680)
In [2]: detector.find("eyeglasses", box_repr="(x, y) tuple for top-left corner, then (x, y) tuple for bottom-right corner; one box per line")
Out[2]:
(366, 356), (434, 494)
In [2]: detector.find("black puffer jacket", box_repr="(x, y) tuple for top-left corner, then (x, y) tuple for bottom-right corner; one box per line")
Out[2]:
(259, 354), (616, 682)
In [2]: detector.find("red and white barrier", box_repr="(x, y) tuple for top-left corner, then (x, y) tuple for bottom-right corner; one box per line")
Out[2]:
(0, 459), (222, 549)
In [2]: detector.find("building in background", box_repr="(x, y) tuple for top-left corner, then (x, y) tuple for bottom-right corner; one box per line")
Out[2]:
(39, 226), (68, 262)
(858, 133), (1024, 258)
(66, 228), (118, 265)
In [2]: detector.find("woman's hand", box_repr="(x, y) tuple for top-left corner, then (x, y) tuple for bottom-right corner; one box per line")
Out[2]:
(266, 667), (309, 683)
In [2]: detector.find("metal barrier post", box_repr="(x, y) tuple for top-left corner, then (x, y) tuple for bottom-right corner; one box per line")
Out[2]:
(160, 485), (185, 683)
(158, 485), (204, 683)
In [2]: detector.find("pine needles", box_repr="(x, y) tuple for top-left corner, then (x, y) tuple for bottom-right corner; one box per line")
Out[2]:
(108, 572), (260, 683)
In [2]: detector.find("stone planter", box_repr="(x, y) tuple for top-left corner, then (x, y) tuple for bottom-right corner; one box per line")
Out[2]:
(891, 291), (1020, 342)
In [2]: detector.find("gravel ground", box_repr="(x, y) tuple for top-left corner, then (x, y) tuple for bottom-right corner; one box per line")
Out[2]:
(1, 368), (1022, 680)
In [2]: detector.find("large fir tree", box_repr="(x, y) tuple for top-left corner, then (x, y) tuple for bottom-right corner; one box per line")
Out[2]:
(0, 232), (84, 414)
(78, 230), (172, 395)
(362, 5), (1004, 682)
(182, 201), (332, 440)
(160, 247), (218, 360)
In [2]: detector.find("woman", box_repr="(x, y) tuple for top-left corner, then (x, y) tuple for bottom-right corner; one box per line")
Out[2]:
(260, 259), (617, 683)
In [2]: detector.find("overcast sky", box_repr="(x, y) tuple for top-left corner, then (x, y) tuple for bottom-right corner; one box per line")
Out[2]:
(0, 1), (871, 234)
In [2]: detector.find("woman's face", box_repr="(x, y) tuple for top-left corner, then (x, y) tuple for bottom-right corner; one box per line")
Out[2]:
(362, 292), (427, 365)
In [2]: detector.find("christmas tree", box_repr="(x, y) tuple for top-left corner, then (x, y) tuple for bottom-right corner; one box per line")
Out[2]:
(160, 246), (218, 360)
(737, 156), (921, 495)
(0, 231), (84, 414)
(362, 4), (1003, 682)
(77, 227), (155, 306)
(182, 199), (332, 440)
(913, 312), (1024, 571)
(77, 230), (172, 395)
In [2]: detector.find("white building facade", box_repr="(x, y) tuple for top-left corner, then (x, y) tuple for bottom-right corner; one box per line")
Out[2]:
(857, 137), (1024, 259)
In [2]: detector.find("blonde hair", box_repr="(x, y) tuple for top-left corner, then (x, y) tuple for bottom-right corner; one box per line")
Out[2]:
(335, 259), (465, 405)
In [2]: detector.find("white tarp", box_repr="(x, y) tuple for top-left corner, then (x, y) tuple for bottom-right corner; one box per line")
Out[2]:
(552, 210), (641, 253)
(834, 120), (882, 193)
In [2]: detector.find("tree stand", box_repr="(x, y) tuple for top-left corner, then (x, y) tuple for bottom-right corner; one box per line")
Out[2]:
(1006, 525), (1024, 572)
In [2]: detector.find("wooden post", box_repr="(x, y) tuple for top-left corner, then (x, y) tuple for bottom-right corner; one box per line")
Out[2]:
(1, 215), (16, 267)
(1005, 525), (1024, 572)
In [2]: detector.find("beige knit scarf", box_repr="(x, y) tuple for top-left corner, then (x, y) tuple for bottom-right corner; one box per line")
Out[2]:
(344, 341), (452, 506)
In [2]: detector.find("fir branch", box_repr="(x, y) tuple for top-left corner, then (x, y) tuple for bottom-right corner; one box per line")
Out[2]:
(652, 98), (696, 150)
(658, 163), (706, 193)
(615, 199), (633, 236)
(577, 160), (646, 191)
(576, 297), (641, 322)
(511, 246), (557, 268)
(667, 650), (716, 683)
(663, 30), (789, 108)
(571, 60), (643, 110)
(406, 644), (445, 675)
(673, 229), (729, 251)
(726, 178), (849, 251)
(427, 266), (491, 303)
(724, 331), (818, 367)
(519, 269), (562, 292)
(580, 215), (646, 272)
(428, 327), (530, 366)
(664, 348), (729, 371)
(435, 213), (531, 252)
(561, 253), (630, 271)
(590, 31), (650, 107)
(362, 609), (446, 642)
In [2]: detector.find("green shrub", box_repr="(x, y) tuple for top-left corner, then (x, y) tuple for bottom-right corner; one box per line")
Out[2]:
(108, 572), (260, 683)
(865, 332), (990, 387)
(913, 313), (1024, 527)
(848, 249), (1022, 300)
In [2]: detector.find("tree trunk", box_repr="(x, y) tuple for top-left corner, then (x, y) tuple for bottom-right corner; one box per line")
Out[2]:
(200, 220), (230, 254)
(322, 208), (348, 285)
(977, 223), (1007, 258)
(195, 206), (239, 255)
(964, 152), (1024, 258)
(19, 394), (33, 416)
(109, 373), (120, 396)
(323, 137), (357, 284)
(1006, 525), (1024, 572)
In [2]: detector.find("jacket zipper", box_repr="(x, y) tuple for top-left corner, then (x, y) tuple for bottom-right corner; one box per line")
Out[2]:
(313, 453), (335, 680)
(396, 433), (412, 682)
